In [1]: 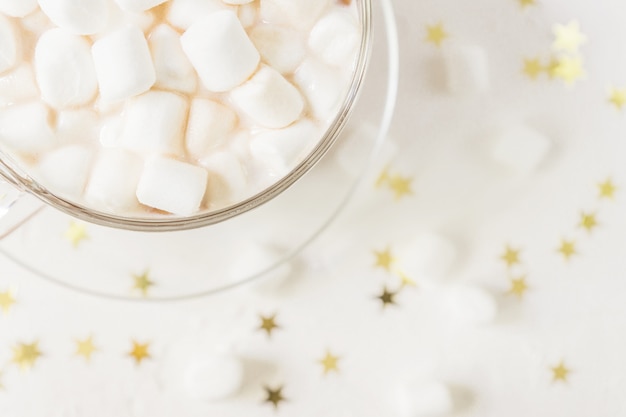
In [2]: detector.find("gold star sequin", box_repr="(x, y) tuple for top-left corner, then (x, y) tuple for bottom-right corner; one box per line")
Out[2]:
(553, 21), (587, 52)
(552, 56), (585, 84)
(132, 271), (155, 297)
(64, 222), (88, 248)
(375, 168), (390, 188)
(319, 351), (340, 375)
(546, 57), (561, 79)
(373, 247), (394, 271)
(259, 314), (280, 337)
(0, 289), (16, 315)
(500, 245), (521, 268)
(518, 0), (536, 8)
(397, 271), (417, 287)
(509, 276), (529, 298)
(608, 88), (626, 110)
(388, 175), (413, 200)
(12, 341), (42, 370)
(523, 58), (544, 79)
(263, 385), (286, 409)
(551, 361), (571, 382)
(128, 341), (151, 365)
(557, 239), (576, 260)
(579, 212), (598, 232)
(376, 287), (398, 308)
(425, 23), (448, 47)
(598, 179), (617, 199)
(75, 336), (97, 361)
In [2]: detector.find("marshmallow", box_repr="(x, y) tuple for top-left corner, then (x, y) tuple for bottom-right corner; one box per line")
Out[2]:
(396, 234), (457, 281)
(0, 0), (38, 17)
(181, 10), (260, 92)
(91, 26), (156, 101)
(250, 120), (318, 175)
(491, 125), (551, 175)
(98, 115), (123, 147)
(35, 29), (98, 109)
(223, 0), (253, 4)
(231, 65), (303, 128)
(21, 9), (54, 35)
(442, 44), (489, 94)
(37, 145), (93, 197)
(86, 148), (143, 211)
(136, 156), (208, 215)
(56, 109), (98, 144)
(0, 64), (39, 105)
(229, 243), (292, 292)
(98, 2), (155, 37)
(38, 0), (109, 35)
(294, 58), (344, 121)
(185, 99), (237, 159)
(447, 286), (498, 325)
(396, 382), (454, 417)
(119, 91), (188, 156)
(183, 353), (244, 401)
(113, 0), (167, 12)
(237, 2), (257, 28)
(0, 102), (56, 154)
(249, 25), (305, 74)
(149, 24), (197, 94)
(201, 151), (248, 208)
(0, 15), (18, 74)
(260, 0), (331, 29)
(167, 0), (231, 30)
(309, 11), (360, 68)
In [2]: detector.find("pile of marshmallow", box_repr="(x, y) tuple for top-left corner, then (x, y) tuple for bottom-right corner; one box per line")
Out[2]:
(0, 0), (361, 216)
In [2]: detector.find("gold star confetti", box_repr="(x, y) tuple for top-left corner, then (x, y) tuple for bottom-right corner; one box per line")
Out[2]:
(64, 221), (88, 248)
(509, 276), (529, 298)
(128, 341), (151, 365)
(608, 88), (626, 110)
(552, 56), (585, 84)
(375, 167), (390, 188)
(579, 212), (598, 232)
(546, 57), (561, 78)
(259, 314), (280, 337)
(551, 361), (571, 382)
(518, 0), (536, 8)
(376, 286), (398, 308)
(75, 336), (97, 361)
(557, 239), (576, 260)
(0, 289), (16, 315)
(132, 271), (155, 297)
(500, 245), (521, 268)
(425, 23), (448, 47)
(263, 385), (286, 409)
(12, 341), (42, 370)
(598, 178), (617, 199)
(523, 57), (544, 79)
(373, 247), (394, 271)
(553, 21), (587, 52)
(397, 270), (417, 287)
(388, 175), (413, 200)
(319, 351), (341, 375)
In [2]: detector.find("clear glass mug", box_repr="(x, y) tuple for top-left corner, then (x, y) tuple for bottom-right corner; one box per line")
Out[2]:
(0, 0), (373, 235)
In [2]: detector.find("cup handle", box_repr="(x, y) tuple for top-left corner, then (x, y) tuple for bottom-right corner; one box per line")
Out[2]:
(0, 179), (44, 239)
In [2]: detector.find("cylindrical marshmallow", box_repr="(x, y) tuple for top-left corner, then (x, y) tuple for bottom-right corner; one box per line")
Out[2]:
(149, 24), (197, 94)
(231, 65), (303, 128)
(249, 25), (305, 74)
(185, 99), (237, 159)
(38, 0), (109, 35)
(260, 0), (331, 29)
(37, 145), (94, 197)
(0, 64), (39, 106)
(181, 10), (260, 92)
(0, 14), (18, 74)
(113, 0), (167, 12)
(56, 109), (98, 144)
(0, 102), (57, 154)
(447, 285), (498, 326)
(183, 353), (244, 401)
(309, 11), (360, 68)
(0, 0), (38, 17)
(201, 151), (248, 208)
(237, 2), (257, 28)
(167, 0), (231, 30)
(35, 29), (98, 109)
(91, 26), (156, 101)
(294, 58), (344, 121)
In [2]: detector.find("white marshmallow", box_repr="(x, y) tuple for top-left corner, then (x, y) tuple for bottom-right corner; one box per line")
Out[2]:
(396, 382), (454, 417)
(260, 0), (331, 29)
(91, 26), (156, 101)
(167, 0), (230, 30)
(230, 243), (292, 292)
(181, 10), (260, 92)
(309, 11), (360, 68)
(37, 145), (93, 197)
(491, 125), (551, 175)
(86, 148), (143, 211)
(250, 120), (318, 176)
(0, 15), (18, 74)
(0, 102), (56, 154)
(185, 99), (237, 159)
(113, 0), (166, 12)
(222, 0), (253, 4)
(38, 0), (109, 35)
(149, 24), (197, 94)
(98, 115), (123, 147)
(201, 151), (248, 208)
(447, 286), (498, 326)
(56, 109), (98, 144)
(396, 234), (457, 281)
(35, 29), (98, 109)
(0, 0), (38, 17)
(183, 353), (244, 401)
(21, 9), (53, 35)
(136, 156), (208, 215)
(231, 65), (303, 128)
(119, 91), (188, 156)
(442, 43), (489, 94)
(250, 25), (305, 74)
(98, 2), (155, 38)
(237, 2), (257, 28)
(294, 58), (344, 121)
(0, 64), (39, 105)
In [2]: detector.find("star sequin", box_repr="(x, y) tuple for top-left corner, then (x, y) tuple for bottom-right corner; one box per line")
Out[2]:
(388, 175), (413, 200)
(128, 341), (151, 365)
(518, 0), (536, 8)
(263, 385), (286, 409)
(500, 245), (521, 268)
(557, 239), (576, 260)
(75, 336), (97, 361)
(376, 287), (398, 308)
(132, 271), (155, 297)
(0, 289), (16, 315)
(579, 212), (598, 232)
(319, 351), (341, 375)
(425, 23), (448, 47)
(509, 276), (529, 298)
(523, 58), (544, 79)
(397, 271), (417, 287)
(375, 168), (390, 188)
(598, 179), (617, 199)
(12, 341), (42, 370)
(608, 88), (626, 110)
(259, 314), (280, 337)
(546, 57), (561, 79)
(551, 361), (571, 382)
(373, 247), (394, 271)
(553, 21), (587, 52)
(552, 56), (585, 84)
(64, 222), (88, 248)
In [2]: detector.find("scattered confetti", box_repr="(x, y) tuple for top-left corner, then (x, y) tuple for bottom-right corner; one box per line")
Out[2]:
(551, 361), (571, 382)
(12, 341), (43, 371)
(523, 57), (544, 79)
(388, 175), (414, 200)
(500, 245), (521, 268)
(557, 239), (577, 260)
(263, 385), (286, 409)
(259, 314), (280, 337)
(553, 21), (587, 53)
(319, 351), (341, 375)
(0, 289), (16, 315)
(373, 247), (394, 271)
(608, 88), (626, 110)
(579, 212), (598, 232)
(132, 271), (155, 297)
(376, 287), (399, 308)
(425, 23), (448, 47)
(75, 336), (97, 361)
(397, 270), (418, 287)
(509, 276), (529, 298)
(552, 56), (585, 85)
(128, 341), (151, 365)
(64, 222), (88, 248)
(598, 179), (617, 199)
(518, 0), (536, 8)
